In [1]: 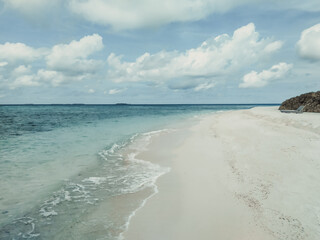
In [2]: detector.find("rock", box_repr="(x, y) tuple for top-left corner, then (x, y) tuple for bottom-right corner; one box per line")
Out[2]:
(279, 91), (320, 113)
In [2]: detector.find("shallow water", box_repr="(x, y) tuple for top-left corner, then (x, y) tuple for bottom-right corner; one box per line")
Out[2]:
(0, 104), (269, 239)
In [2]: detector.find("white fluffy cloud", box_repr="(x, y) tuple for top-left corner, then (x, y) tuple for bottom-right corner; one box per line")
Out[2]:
(9, 65), (38, 89)
(0, 42), (44, 63)
(36, 69), (87, 86)
(107, 23), (283, 90)
(8, 68), (90, 89)
(297, 23), (320, 61)
(2, 0), (320, 30)
(68, 0), (320, 30)
(239, 62), (292, 88)
(0, 34), (104, 89)
(10, 75), (40, 89)
(46, 34), (104, 75)
(12, 65), (32, 76)
(68, 0), (254, 30)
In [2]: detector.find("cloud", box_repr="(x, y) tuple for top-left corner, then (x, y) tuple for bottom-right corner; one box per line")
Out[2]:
(1, 0), (62, 18)
(1, 34), (104, 89)
(194, 82), (215, 91)
(239, 62), (293, 88)
(297, 23), (320, 61)
(0, 42), (44, 64)
(34, 69), (62, 86)
(68, 0), (256, 30)
(46, 34), (104, 75)
(283, 0), (320, 12)
(108, 23), (283, 90)
(68, 0), (320, 30)
(36, 69), (86, 86)
(263, 41), (283, 53)
(11, 65), (31, 76)
(8, 68), (89, 89)
(0, 62), (8, 67)
(108, 88), (126, 95)
(88, 88), (95, 93)
(7, 65), (36, 89)
(2, 0), (320, 30)
(10, 75), (40, 89)
(8, 65), (38, 89)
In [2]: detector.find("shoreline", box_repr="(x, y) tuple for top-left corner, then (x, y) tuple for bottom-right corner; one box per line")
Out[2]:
(123, 107), (320, 240)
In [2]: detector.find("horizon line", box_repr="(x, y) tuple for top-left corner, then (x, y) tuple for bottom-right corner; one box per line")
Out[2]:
(0, 103), (281, 106)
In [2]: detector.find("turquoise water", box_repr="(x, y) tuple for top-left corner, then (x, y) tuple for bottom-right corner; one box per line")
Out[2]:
(0, 104), (270, 239)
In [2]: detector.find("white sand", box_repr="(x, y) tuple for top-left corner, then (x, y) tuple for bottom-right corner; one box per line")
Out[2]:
(124, 107), (320, 240)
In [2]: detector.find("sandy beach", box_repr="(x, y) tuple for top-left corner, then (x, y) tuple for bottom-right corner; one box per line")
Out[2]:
(124, 107), (320, 240)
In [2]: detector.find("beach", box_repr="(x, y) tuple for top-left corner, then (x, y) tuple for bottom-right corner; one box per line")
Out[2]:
(124, 107), (320, 240)
(1, 104), (256, 239)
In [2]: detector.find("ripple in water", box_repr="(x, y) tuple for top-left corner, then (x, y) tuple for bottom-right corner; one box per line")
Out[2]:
(0, 130), (170, 240)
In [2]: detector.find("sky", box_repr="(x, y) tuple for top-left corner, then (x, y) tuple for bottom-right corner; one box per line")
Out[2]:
(0, 0), (319, 104)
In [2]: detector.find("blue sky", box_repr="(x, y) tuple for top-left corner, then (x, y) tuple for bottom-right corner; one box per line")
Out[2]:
(0, 0), (319, 104)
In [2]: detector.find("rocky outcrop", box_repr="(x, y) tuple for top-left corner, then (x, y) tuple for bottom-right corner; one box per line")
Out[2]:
(279, 91), (320, 113)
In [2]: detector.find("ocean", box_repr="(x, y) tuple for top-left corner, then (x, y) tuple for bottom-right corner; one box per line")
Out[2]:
(0, 104), (272, 239)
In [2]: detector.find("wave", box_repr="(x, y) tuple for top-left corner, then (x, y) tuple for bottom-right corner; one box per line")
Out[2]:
(0, 128), (171, 240)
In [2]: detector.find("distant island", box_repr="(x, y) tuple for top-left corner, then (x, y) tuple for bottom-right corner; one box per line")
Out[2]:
(115, 103), (130, 105)
(279, 91), (320, 113)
